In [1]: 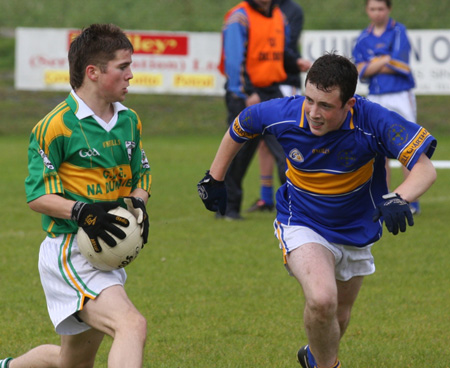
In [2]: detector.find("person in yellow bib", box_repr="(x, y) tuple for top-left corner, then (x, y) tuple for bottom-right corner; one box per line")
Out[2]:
(248, 0), (311, 214)
(217, 0), (310, 220)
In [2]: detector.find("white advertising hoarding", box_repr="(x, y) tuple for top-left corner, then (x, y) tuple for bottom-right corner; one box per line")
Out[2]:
(15, 27), (450, 96)
(15, 27), (226, 95)
(302, 29), (450, 95)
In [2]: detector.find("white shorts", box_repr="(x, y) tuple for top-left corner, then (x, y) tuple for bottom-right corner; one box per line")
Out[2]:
(280, 84), (300, 97)
(368, 90), (417, 123)
(38, 234), (127, 335)
(274, 221), (375, 281)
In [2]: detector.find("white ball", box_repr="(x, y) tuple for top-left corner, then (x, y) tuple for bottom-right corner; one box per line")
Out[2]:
(77, 206), (144, 271)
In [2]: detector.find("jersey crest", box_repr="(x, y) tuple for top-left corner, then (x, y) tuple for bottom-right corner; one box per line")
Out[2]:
(289, 148), (304, 163)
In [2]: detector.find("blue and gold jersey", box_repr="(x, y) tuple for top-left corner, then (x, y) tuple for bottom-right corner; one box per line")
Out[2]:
(25, 91), (152, 237)
(229, 95), (436, 246)
(353, 18), (415, 95)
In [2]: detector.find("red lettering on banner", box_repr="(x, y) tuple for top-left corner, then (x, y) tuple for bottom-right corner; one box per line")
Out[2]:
(30, 56), (67, 68)
(128, 34), (188, 55)
(68, 31), (188, 55)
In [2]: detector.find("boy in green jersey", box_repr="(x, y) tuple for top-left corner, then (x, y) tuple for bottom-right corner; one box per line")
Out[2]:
(2, 24), (151, 368)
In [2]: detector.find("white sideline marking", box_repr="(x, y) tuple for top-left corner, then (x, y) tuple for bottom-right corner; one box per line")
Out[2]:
(422, 195), (450, 203)
(390, 160), (450, 169)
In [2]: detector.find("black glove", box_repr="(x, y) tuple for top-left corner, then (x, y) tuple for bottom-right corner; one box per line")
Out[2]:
(72, 201), (129, 252)
(197, 170), (227, 215)
(372, 193), (414, 235)
(124, 197), (149, 244)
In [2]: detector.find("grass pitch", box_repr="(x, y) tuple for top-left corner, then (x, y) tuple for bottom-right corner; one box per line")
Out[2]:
(0, 133), (449, 367)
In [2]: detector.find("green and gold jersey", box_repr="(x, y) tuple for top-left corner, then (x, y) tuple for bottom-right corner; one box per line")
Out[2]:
(25, 91), (152, 237)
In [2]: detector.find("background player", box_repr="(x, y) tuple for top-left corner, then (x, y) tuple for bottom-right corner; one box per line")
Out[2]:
(1, 24), (151, 368)
(218, 0), (310, 220)
(248, 0), (311, 213)
(198, 53), (436, 367)
(352, 0), (420, 214)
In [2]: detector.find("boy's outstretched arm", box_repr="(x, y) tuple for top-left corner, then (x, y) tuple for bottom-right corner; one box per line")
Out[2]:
(373, 153), (437, 235)
(197, 132), (244, 214)
(209, 132), (244, 181)
(393, 153), (437, 204)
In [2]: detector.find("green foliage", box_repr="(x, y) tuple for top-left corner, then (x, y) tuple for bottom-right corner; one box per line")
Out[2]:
(1, 135), (449, 366)
(300, 0), (449, 30)
(0, 0), (447, 30)
(0, 37), (14, 72)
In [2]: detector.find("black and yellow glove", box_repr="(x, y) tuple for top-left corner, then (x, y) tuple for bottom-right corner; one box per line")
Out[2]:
(72, 201), (129, 252)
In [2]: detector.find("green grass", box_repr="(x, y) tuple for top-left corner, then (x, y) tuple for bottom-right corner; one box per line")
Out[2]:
(1, 89), (449, 138)
(1, 134), (449, 367)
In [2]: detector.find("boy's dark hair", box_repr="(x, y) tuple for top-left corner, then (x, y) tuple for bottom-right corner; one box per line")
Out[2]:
(366, 0), (392, 8)
(305, 53), (358, 106)
(68, 24), (133, 90)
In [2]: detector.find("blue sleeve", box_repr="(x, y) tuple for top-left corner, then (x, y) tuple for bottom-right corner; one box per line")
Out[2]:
(223, 9), (248, 98)
(352, 34), (366, 63)
(228, 97), (298, 143)
(352, 32), (371, 83)
(229, 104), (264, 143)
(359, 99), (436, 169)
(386, 24), (412, 76)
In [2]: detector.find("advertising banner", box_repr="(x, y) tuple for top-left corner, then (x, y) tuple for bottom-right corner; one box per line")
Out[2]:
(302, 30), (450, 95)
(15, 27), (226, 95)
(15, 27), (450, 95)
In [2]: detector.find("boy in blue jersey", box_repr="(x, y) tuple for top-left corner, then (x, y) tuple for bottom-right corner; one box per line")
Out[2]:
(198, 53), (436, 367)
(353, 0), (420, 214)
(1, 24), (150, 368)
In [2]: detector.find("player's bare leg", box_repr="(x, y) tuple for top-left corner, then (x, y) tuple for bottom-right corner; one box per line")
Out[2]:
(59, 329), (105, 367)
(287, 243), (340, 368)
(8, 345), (60, 368)
(8, 328), (104, 368)
(336, 276), (364, 338)
(78, 285), (147, 368)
